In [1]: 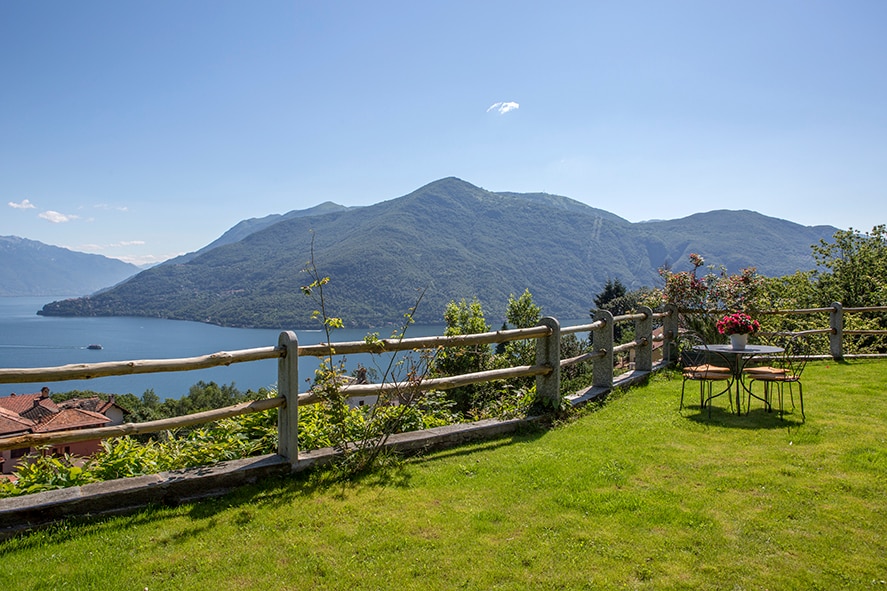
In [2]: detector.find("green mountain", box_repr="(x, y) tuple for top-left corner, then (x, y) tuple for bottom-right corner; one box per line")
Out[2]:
(0, 236), (139, 296)
(36, 178), (838, 328)
(166, 201), (354, 265)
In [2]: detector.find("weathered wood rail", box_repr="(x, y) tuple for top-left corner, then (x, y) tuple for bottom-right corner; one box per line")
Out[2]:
(0, 310), (663, 456)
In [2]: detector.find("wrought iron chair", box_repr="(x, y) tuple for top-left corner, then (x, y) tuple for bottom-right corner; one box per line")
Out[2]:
(678, 331), (733, 416)
(745, 334), (808, 420)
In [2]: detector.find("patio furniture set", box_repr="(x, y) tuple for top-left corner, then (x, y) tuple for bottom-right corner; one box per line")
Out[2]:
(679, 332), (808, 420)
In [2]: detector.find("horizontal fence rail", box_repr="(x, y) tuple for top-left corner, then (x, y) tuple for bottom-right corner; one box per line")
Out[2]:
(0, 326), (553, 385)
(0, 347), (282, 384)
(3, 303), (886, 465)
(298, 325), (553, 357)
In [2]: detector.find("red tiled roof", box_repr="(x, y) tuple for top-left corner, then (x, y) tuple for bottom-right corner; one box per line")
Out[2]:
(0, 392), (59, 415)
(31, 408), (111, 433)
(97, 399), (127, 415)
(58, 397), (100, 411)
(0, 407), (36, 437)
(19, 398), (59, 423)
(58, 396), (129, 416)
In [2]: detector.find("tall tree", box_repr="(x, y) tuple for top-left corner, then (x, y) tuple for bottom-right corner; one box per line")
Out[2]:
(433, 298), (494, 414)
(812, 225), (887, 308)
(594, 278), (628, 312)
(593, 278), (629, 341)
(503, 289), (542, 368)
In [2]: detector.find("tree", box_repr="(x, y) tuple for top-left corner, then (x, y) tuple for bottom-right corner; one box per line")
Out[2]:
(654, 254), (768, 339)
(593, 278), (632, 342)
(755, 271), (825, 339)
(812, 226), (887, 353)
(506, 288), (542, 329)
(158, 381), (247, 418)
(715, 266), (765, 314)
(503, 289), (542, 368)
(594, 278), (628, 312)
(560, 332), (592, 385)
(443, 297), (490, 337)
(433, 297), (495, 414)
(812, 225), (887, 308)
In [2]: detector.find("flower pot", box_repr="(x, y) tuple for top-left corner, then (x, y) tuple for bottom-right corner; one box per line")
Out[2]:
(730, 333), (748, 350)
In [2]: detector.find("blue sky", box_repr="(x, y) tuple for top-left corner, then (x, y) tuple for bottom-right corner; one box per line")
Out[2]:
(2, 1), (885, 266)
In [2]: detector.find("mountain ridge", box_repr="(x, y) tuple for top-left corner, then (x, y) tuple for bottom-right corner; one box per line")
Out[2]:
(0, 236), (140, 297)
(166, 201), (354, 265)
(34, 178), (839, 328)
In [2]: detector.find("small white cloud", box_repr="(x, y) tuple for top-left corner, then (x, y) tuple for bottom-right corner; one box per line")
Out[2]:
(8, 199), (36, 209)
(487, 101), (520, 115)
(115, 253), (176, 267)
(93, 203), (129, 212)
(39, 210), (79, 223)
(76, 240), (146, 252)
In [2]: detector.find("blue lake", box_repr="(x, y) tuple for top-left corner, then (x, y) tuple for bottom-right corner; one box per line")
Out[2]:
(0, 296), (447, 400)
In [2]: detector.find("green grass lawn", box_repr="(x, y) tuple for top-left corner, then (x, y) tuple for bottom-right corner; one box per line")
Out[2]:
(2, 359), (886, 590)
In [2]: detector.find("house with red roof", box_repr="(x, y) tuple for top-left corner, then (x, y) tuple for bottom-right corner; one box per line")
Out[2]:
(0, 387), (127, 474)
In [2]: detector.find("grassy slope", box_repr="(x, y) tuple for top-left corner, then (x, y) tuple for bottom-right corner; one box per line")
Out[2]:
(2, 359), (886, 590)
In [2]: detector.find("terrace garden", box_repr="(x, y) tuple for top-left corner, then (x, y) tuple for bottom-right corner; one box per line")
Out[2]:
(2, 358), (885, 590)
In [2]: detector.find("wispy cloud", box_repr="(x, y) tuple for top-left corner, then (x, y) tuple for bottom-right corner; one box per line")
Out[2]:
(115, 253), (178, 267)
(39, 210), (79, 223)
(8, 199), (36, 209)
(76, 240), (147, 252)
(65, 243), (164, 267)
(93, 203), (129, 212)
(487, 101), (520, 115)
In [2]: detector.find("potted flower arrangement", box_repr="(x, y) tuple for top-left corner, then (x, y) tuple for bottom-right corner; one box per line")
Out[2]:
(716, 311), (760, 350)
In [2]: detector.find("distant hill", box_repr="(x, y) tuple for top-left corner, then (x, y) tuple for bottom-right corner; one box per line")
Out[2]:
(0, 236), (139, 297)
(36, 177), (839, 328)
(639, 211), (837, 273)
(165, 201), (354, 264)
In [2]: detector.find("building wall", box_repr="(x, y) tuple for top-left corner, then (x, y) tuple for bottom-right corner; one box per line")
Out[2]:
(1, 447), (31, 475)
(49, 439), (103, 458)
(103, 407), (126, 425)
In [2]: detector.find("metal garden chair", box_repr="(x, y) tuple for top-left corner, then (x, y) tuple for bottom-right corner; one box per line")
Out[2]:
(745, 334), (808, 420)
(679, 331), (734, 416)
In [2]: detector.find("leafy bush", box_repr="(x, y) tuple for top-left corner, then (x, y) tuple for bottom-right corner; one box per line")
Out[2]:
(6, 453), (97, 495)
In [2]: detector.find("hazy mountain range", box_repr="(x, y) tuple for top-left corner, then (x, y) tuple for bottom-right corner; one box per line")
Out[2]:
(21, 177), (837, 328)
(0, 236), (139, 297)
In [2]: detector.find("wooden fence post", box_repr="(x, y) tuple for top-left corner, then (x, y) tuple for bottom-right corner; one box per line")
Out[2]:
(663, 304), (679, 364)
(277, 330), (299, 464)
(635, 306), (653, 371)
(535, 316), (561, 404)
(830, 302), (844, 361)
(593, 309), (614, 389)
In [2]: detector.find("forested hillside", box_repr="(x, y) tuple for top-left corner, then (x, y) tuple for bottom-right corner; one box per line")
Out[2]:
(36, 178), (838, 328)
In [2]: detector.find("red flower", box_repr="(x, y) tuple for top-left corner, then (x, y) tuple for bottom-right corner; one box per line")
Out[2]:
(716, 312), (760, 335)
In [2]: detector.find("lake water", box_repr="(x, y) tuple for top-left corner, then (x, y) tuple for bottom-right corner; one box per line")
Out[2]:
(0, 296), (447, 400)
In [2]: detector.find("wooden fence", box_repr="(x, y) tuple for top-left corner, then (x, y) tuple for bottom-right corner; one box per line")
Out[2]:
(0, 308), (665, 462)
(2, 303), (886, 464)
(671, 302), (887, 362)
